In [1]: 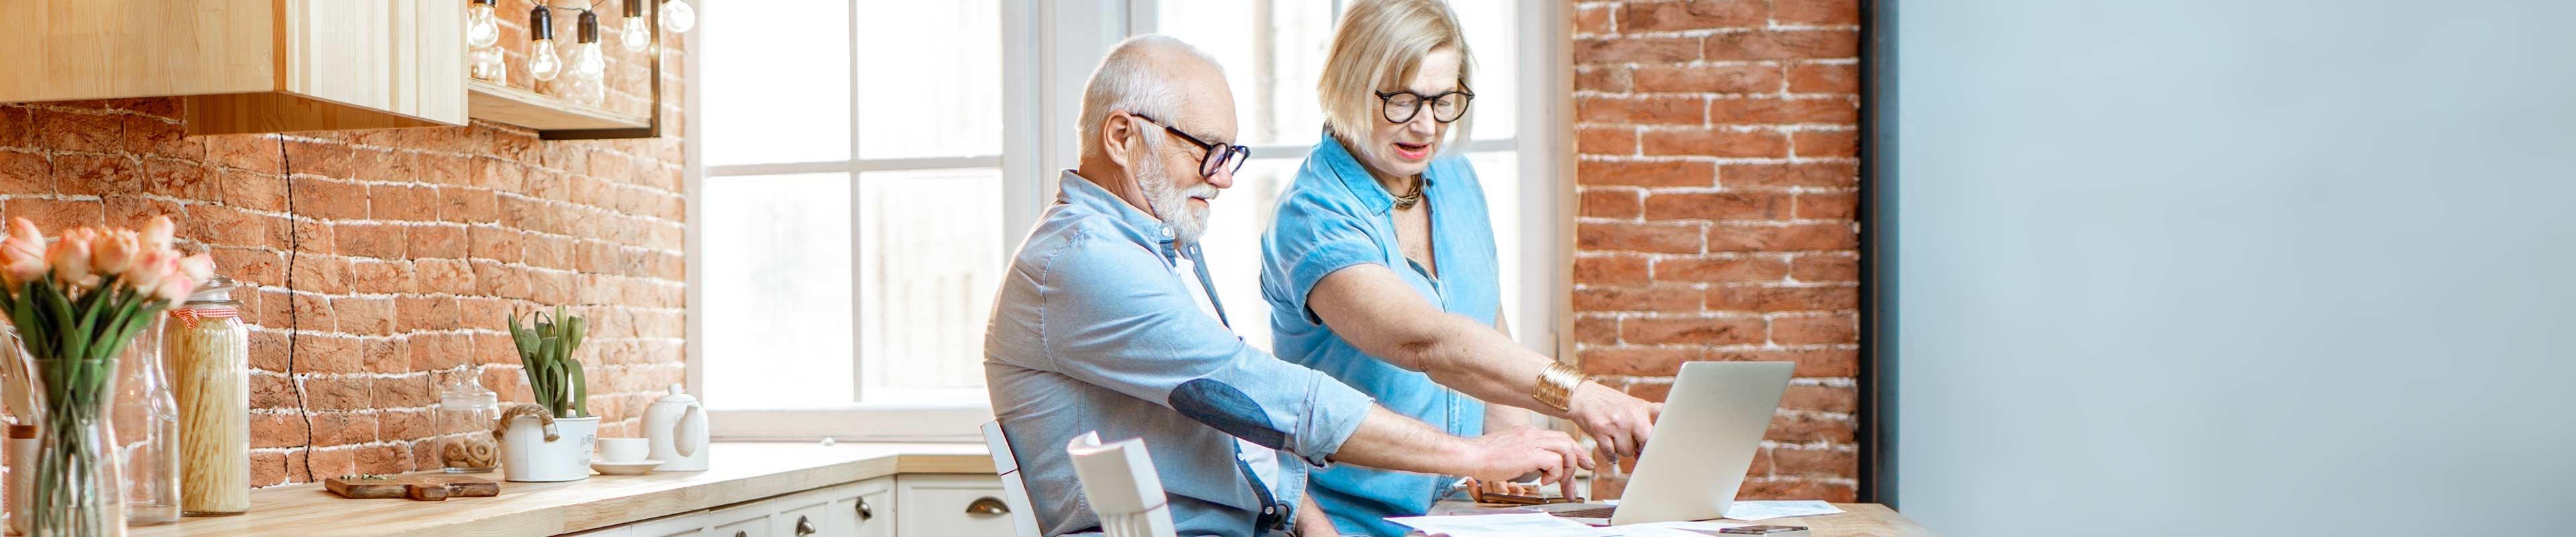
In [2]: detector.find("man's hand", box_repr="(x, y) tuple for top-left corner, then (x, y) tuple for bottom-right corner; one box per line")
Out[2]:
(1461, 426), (1595, 500)
(1568, 383), (1662, 460)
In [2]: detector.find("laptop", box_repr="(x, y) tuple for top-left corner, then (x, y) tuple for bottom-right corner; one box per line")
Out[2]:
(1530, 361), (1794, 526)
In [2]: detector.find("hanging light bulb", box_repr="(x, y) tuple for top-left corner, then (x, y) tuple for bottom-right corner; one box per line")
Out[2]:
(466, 0), (506, 83)
(619, 0), (652, 52)
(465, 0), (500, 48)
(565, 9), (609, 105)
(527, 7), (563, 82)
(658, 0), (696, 34)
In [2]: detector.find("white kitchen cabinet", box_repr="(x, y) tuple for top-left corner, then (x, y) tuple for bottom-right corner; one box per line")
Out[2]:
(706, 499), (774, 537)
(895, 475), (1016, 537)
(631, 511), (708, 537)
(560, 524), (631, 537)
(843, 485), (896, 537)
(563, 475), (1012, 537)
(769, 478), (890, 537)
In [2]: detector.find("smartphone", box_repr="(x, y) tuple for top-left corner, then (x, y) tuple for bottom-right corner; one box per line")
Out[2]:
(1715, 526), (1809, 536)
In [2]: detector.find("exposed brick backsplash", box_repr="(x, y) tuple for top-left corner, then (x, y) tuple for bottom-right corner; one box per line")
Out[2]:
(0, 6), (686, 487)
(1571, 0), (1862, 501)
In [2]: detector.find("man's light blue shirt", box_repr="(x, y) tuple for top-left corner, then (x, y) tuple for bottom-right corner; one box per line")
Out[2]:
(1260, 137), (1503, 537)
(986, 170), (1378, 537)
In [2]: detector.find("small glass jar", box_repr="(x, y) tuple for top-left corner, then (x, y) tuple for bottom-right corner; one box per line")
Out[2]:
(437, 375), (501, 473)
(167, 275), (250, 516)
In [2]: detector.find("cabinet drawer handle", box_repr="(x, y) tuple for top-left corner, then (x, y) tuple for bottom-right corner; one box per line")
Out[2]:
(795, 516), (817, 536)
(965, 497), (1010, 516)
(856, 497), (874, 520)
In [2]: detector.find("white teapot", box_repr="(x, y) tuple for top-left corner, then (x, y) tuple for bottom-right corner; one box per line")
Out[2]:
(644, 383), (709, 471)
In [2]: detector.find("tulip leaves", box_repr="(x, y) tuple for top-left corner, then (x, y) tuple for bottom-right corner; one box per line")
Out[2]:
(508, 305), (590, 419)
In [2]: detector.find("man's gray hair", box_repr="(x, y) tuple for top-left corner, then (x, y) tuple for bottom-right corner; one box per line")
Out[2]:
(1077, 34), (1225, 160)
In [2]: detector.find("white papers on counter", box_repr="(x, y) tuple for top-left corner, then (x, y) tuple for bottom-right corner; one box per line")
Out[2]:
(1387, 513), (1592, 536)
(1385, 513), (1741, 537)
(1721, 501), (1843, 521)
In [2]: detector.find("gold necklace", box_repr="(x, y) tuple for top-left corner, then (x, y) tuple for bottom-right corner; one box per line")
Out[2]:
(1390, 177), (1424, 209)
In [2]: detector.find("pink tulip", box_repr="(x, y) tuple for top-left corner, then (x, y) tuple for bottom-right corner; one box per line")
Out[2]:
(125, 250), (170, 294)
(139, 215), (176, 250)
(3, 218), (42, 254)
(46, 234), (93, 288)
(92, 232), (141, 277)
(153, 272), (195, 302)
(176, 252), (215, 284)
(0, 242), (40, 289)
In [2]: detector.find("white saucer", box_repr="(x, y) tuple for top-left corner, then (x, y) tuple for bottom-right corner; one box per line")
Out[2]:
(591, 460), (665, 475)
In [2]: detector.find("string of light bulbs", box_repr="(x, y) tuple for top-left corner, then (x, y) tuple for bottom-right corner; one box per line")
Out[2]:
(464, 0), (694, 104)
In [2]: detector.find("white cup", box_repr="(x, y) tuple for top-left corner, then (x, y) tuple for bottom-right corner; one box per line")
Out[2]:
(597, 437), (649, 462)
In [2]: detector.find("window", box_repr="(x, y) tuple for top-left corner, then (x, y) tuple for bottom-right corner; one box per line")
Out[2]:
(692, 0), (1006, 436)
(688, 0), (1563, 440)
(1152, 0), (1539, 353)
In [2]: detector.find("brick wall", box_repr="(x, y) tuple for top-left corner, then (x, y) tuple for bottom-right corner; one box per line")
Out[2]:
(0, 1), (685, 487)
(1568, 0), (1862, 501)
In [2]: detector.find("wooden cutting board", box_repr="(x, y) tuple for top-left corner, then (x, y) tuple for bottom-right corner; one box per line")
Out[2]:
(324, 475), (501, 501)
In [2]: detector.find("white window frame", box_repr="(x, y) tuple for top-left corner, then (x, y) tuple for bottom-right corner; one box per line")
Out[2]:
(684, 0), (1570, 442)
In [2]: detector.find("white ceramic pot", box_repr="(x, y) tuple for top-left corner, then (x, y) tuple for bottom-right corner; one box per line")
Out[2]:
(500, 416), (597, 483)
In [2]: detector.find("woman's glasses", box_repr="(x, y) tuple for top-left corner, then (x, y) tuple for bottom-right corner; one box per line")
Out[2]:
(1378, 89), (1474, 124)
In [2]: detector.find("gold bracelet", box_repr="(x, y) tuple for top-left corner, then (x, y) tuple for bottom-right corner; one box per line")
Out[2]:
(1533, 362), (1588, 412)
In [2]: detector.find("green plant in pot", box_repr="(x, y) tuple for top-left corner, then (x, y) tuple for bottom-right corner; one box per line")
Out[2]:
(496, 306), (596, 483)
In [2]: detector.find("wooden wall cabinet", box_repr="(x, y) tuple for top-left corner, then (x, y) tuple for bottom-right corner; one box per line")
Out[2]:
(0, 0), (466, 134)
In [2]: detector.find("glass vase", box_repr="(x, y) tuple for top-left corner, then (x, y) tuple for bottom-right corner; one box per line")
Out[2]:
(24, 358), (127, 537)
(110, 324), (177, 526)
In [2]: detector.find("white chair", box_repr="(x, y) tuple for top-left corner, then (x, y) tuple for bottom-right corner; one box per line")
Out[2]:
(981, 421), (1042, 537)
(1065, 432), (1177, 537)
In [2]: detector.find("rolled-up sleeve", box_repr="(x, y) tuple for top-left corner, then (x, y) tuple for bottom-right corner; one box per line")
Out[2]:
(1036, 228), (1373, 467)
(1261, 198), (1383, 326)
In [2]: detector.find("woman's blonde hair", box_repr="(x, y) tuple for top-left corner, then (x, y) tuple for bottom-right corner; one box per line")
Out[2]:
(1318, 0), (1474, 154)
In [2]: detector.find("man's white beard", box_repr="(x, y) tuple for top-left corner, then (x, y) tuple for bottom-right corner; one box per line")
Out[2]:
(1136, 140), (1218, 245)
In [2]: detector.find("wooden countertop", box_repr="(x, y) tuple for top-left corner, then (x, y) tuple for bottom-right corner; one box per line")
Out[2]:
(1430, 502), (1930, 537)
(1749, 503), (1931, 537)
(131, 442), (995, 537)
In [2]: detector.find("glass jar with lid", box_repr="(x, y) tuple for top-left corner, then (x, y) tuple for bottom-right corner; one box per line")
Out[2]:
(166, 275), (249, 516)
(437, 375), (501, 473)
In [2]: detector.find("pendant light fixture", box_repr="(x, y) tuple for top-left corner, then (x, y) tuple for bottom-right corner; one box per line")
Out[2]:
(658, 0), (696, 33)
(466, 0), (506, 83)
(619, 0), (652, 52)
(564, 9), (609, 105)
(527, 6), (564, 82)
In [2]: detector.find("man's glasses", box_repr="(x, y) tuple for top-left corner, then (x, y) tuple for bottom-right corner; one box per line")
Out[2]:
(1377, 89), (1474, 124)
(1128, 113), (1250, 178)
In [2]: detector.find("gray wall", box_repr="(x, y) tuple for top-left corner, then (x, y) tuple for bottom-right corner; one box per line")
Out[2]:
(1890, 1), (2576, 534)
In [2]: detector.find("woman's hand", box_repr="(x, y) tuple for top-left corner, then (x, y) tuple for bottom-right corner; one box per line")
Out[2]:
(1460, 425), (1595, 500)
(1566, 383), (1662, 460)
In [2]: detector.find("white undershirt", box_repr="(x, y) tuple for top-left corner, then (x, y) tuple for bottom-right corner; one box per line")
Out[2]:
(1172, 254), (1287, 499)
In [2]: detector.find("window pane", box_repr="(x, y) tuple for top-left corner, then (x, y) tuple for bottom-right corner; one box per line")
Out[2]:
(857, 168), (1004, 404)
(702, 173), (856, 409)
(1198, 156), (1308, 354)
(1468, 151), (1527, 343)
(1453, 1), (1517, 138)
(856, 0), (1002, 158)
(702, 0), (851, 165)
(1157, 1), (1338, 148)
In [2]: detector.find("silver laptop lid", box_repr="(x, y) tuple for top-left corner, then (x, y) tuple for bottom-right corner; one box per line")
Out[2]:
(1608, 361), (1794, 526)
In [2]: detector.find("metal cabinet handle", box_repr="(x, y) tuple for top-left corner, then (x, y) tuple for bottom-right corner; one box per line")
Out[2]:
(856, 497), (874, 520)
(795, 516), (817, 536)
(965, 497), (1010, 516)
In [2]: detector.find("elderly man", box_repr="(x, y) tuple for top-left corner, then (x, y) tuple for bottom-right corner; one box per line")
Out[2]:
(985, 35), (1591, 537)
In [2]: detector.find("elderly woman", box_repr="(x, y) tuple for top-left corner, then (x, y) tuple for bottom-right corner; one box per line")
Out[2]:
(1258, 1), (1663, 534)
